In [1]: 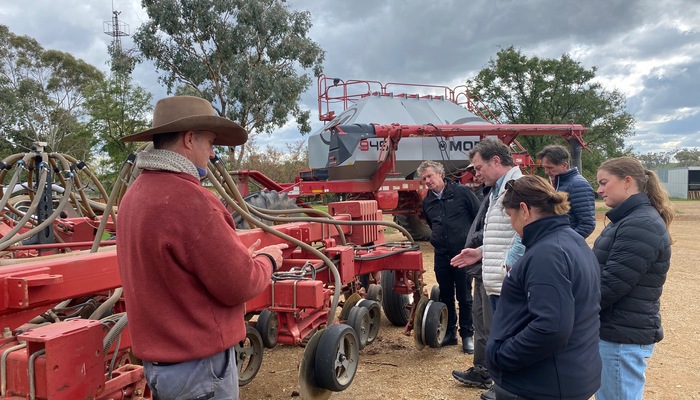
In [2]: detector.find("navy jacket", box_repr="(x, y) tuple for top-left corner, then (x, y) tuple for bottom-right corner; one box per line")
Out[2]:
(593, 193), (671, 344)
(552, 168), (596, 238)
(422, 179), (480, 258)
(486, 215), (601, 400)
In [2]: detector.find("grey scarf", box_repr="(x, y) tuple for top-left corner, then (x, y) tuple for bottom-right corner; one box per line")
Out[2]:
(134, 149), (199, 180)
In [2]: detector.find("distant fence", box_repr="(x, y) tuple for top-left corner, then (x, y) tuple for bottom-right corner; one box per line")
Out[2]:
(689, 191), (700, 200)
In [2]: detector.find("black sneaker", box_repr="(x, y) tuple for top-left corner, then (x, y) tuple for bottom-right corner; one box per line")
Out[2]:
(451, 366), (492, 389)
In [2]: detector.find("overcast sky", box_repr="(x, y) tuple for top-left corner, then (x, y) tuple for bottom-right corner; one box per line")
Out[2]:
(1, 0), (698, 155)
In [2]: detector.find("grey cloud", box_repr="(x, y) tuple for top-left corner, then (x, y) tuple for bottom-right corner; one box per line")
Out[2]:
(2, 0), (699, 155)
(642, 65), (700, 110)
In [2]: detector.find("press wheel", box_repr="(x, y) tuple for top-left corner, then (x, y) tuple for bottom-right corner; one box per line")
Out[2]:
(314, 323), (360, 392)
(299, 328), (332, 400)
(422, 300), (448, 348)
(366, 283), (383, 304)
(256, 308), (279, 349)
(236, 324), (264, 386)
(356, 299), (381, 344)
(429, 284), (440, 302)
(347, 305), (370, 350)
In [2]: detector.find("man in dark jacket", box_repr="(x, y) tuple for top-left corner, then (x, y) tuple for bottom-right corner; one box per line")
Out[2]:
(418, 161), (480, 353)
(537, 145), (596, 238)
(452, 182), (496, 397)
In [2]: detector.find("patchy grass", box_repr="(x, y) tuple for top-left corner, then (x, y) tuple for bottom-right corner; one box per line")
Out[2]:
(311, 204), (328, 213)
(595, 199), (610, 214)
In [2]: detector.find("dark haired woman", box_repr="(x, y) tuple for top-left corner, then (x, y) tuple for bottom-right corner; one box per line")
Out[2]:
(485, 175), (601, 400)
(594, 157), (674, 400)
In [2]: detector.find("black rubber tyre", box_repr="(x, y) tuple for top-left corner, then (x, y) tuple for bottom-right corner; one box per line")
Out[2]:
(380, 270), (412, 326)
(346, 306), (370, 350)
(366, 283), (383, 304)
(255, 308), (279, 349)
(236, 325), (264, 386)
(429, 284), (440, 302)
(393, 214), (431, 241)
(413, 296), (429, 351)
(314, 324), (360, 392)
(356, 299), (381, 345)
(232, 190), (299, 229)
(423, 301), (448, 348)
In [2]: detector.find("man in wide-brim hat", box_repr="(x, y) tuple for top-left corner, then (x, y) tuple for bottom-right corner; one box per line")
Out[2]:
(116, 96), (286, 399)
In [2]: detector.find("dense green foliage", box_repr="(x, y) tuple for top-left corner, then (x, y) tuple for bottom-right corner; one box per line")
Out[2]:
(468, 47), (636, 183)
(131, 0), (325, 167)
(0, 25), (104, 161)
(0, 24), (155, 189)
(83, 74), (153, 185)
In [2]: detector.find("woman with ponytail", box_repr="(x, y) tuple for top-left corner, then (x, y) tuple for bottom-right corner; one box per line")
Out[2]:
(594, 157), (674, 400)
(485, 175), (601, 400)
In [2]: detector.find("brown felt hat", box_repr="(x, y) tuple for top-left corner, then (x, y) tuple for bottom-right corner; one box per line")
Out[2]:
(120, 96), (248, 146)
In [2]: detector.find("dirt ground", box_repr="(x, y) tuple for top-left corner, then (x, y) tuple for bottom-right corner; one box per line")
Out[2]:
(241, 201), (700, 400)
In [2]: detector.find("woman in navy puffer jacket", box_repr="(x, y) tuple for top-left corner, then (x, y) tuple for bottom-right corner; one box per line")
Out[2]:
(593, 157), (674, 400)
(486, 175), (601, 400)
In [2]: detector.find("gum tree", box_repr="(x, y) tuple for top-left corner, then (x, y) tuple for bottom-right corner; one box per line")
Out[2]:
(132, 0), (325, 167)
(0, 25), (103, 160)
(83, 74), (153, 185)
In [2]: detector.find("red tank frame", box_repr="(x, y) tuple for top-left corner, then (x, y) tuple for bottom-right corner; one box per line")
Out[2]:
(233, 122), (586, 212)
(232, 75), (586, 214)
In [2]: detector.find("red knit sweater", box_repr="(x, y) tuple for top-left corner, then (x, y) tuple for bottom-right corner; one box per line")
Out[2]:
(116, 170), (272, 362)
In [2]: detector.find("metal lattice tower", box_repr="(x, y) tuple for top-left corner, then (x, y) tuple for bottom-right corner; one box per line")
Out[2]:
(103, 10), (129, 52)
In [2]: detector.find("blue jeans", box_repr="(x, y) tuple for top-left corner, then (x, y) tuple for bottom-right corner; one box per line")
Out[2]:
(596, 340), (655, 400)
(143, 347), (238, 400)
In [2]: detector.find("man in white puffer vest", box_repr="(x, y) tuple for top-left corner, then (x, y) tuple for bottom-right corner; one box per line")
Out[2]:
(451, 137), (524, 400)
(452, 138), (524, 300)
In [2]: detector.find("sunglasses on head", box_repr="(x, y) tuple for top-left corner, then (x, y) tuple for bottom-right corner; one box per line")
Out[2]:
(506, 179), (531, 209)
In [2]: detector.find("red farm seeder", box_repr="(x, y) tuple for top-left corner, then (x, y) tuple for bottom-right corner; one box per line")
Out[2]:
(232, 75), (587, 241)
(0, 141), (445, 399)
(0, 75), (588, 399)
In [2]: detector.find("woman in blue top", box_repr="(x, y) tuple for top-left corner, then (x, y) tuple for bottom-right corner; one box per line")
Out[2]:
(486, 175), (601, 400)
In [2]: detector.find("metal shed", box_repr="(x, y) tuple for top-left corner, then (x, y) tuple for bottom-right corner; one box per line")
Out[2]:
(655, 166), (700, 199)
